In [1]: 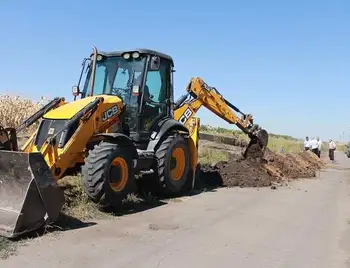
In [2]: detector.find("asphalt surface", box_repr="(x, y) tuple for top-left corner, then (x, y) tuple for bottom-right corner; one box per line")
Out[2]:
(2, 152), (350, 267)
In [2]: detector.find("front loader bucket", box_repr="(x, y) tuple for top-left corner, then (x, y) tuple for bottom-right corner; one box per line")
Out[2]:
(0, 151), (64, 238)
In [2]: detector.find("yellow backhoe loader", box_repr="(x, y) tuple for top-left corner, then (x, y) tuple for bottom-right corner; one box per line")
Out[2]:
(0, 47), (268, 238)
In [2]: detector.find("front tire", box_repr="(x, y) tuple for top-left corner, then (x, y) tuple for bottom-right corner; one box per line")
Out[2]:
(82, 141), (137, 208)
(153, 134), (191, 196)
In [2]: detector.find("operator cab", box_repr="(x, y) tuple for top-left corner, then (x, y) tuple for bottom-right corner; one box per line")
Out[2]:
(73, 48), (175, 143)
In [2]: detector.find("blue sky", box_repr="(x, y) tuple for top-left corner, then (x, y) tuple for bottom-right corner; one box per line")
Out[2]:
(0, 0), (349, 141)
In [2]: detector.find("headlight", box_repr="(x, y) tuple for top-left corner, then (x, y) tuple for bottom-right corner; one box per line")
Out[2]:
(132, 52), (140, 58)
(123, 53), (131, 59)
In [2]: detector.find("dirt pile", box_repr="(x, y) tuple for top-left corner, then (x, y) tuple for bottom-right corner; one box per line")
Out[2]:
(198, 149), (326, 189)
(263, 150), (321, 179)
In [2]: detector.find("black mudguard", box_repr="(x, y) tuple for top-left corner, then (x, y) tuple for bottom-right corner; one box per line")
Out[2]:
(147, 118), (189, 151)
(93, 133), (138, 159)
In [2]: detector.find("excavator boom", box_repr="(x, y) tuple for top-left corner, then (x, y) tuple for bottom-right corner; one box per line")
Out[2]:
(174, 77), (269, 156)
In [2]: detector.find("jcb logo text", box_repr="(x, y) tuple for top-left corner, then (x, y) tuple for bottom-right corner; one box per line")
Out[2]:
(179, 108), (193, 124)
(102, 105), (119, 121)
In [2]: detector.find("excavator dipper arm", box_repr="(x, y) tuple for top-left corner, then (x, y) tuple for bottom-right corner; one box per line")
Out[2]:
(174, 77), (269, 154)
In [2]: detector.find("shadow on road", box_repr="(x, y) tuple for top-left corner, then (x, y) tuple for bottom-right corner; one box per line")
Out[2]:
(5, 213), (96, 244)
(135, 163), (224, 202)
(103, 198), (168, 217)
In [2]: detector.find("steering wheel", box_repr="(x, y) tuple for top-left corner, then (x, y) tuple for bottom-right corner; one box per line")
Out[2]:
(143, 95), (164, 108)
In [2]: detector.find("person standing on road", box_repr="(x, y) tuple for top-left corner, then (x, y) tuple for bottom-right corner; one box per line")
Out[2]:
(304, 136), (311, 151)
(328, 139), (336, 162)
(316, 137), (322, 158)
(310, 137), (319, 156)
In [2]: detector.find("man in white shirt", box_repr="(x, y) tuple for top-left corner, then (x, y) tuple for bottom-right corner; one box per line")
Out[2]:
(310, 137), (319, 156)
(304, 136), (310, 151)
(328, 139), (336, 162)
(316, 137), (322, 158)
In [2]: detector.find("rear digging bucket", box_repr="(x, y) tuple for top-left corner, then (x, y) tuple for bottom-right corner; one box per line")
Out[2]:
(255, 129), (269, 149)
(243, 129), (269, 159)
(0, 151), (64, 238)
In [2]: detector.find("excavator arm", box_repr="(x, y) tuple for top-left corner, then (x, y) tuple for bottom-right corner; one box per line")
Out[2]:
(174, 77), (269, 154)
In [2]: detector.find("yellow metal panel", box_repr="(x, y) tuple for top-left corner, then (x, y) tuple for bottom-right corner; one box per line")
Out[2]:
(188, 117), (200, 173)
(44, 95), (123, 120)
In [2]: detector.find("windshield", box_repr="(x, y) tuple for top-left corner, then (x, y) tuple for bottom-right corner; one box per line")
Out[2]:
(82, 55), (147, 106)
(81, 55), (147, 132)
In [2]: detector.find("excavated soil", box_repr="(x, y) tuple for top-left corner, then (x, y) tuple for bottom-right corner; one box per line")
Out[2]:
(198, 142), (326, 189)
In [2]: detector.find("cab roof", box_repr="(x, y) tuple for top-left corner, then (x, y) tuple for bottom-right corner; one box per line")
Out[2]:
(97, 48), (174, 66)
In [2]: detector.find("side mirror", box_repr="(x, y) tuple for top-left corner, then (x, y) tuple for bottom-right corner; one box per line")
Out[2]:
(149, 56), (160, 71)
(72, 85), (81, 97)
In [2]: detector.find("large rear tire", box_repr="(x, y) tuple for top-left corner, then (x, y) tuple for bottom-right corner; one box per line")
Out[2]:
(153, 134), (191, 196)
(81, 141), (137, 208)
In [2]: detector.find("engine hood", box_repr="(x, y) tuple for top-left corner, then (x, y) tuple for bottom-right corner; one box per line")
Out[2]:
(44, 95), (123, 120)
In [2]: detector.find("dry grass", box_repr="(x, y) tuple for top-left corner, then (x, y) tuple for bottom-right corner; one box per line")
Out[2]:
(200, 125), (347, 154)
(201, 128), (304, 153)
(198, 146), (229, 165)
(267, 137), (303, 153)
(0, 95), (46, 134)
(58, 175), (112, 221)
(0, 237), (17, 260)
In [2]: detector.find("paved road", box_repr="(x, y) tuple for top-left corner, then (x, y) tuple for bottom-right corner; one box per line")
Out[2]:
(2, 152), (350, 267)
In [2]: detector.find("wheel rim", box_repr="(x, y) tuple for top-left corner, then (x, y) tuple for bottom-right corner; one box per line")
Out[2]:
(110, 157), (128, 192)
(170, 147), (186, 181)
